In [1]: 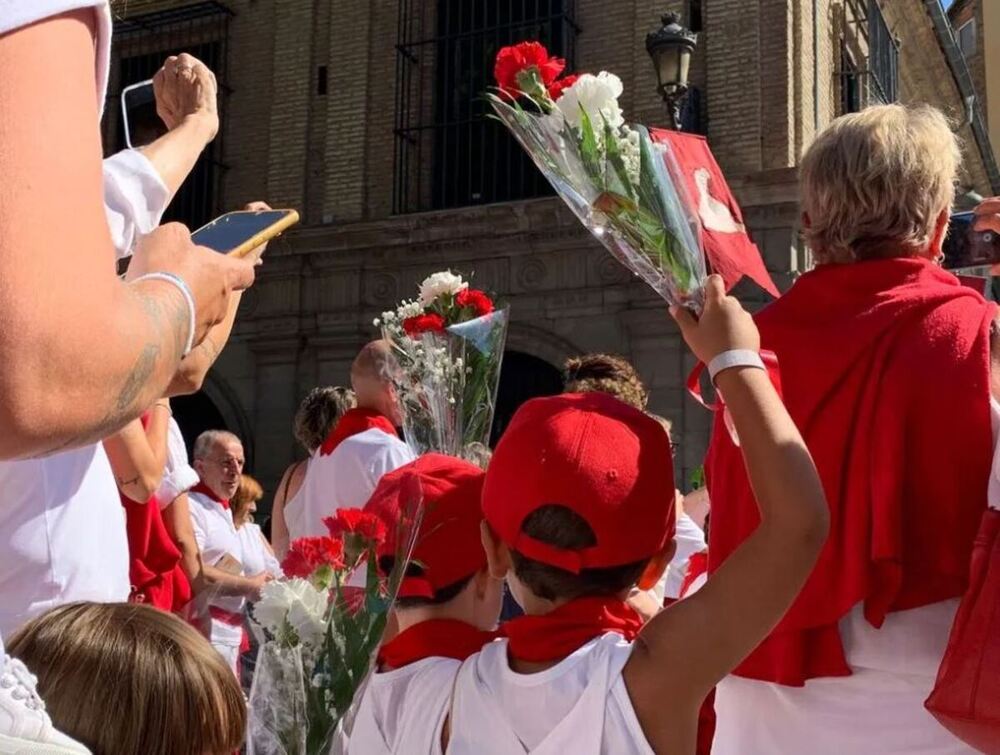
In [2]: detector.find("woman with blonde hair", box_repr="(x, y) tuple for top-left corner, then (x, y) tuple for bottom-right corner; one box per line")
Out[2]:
(233, 474), (282, 579)
(706, 103), (998, 754)
(8, 602), (246, 755)
(270, 386), (356, 558)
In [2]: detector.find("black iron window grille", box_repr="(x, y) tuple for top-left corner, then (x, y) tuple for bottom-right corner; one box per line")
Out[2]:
(110, 2), (233, 231)
(839, 0), (899, 113)
(394, 0), (579, 214)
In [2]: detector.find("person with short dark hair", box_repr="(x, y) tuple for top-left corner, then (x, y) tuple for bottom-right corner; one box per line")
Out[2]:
(445, 276), (829, 753)
(348, 454), (501, 753)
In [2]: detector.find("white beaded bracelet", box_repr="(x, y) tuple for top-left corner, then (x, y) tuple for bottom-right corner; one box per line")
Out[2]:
(133, 272), (196, 357)
(708, 349), (766, 384)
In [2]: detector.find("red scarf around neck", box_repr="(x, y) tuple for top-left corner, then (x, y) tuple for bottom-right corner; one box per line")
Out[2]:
(319, 408), (397, 456)
(707, 258), (996, 685)
(500, 595), (643, 663)
(191, 481), (230, 510)
(378, 619), (495, 670)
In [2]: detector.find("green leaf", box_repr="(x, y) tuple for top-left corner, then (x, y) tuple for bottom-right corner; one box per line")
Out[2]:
(577, 105), (605, 189)
(603, 118), (635, 202)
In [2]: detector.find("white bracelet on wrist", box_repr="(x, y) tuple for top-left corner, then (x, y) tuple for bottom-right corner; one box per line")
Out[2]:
(133, 272), (196, 357)
(708, 349), (766, 384)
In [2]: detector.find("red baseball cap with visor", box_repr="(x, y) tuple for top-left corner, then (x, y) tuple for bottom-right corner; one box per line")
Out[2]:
(483, 392), (676, 573)
(365, 453), (486, 599)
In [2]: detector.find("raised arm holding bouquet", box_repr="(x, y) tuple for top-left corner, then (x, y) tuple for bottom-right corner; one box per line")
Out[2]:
(487, 42), (707, 310)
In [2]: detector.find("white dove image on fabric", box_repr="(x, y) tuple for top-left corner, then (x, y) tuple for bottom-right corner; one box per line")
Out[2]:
(694, 167), (745, 234)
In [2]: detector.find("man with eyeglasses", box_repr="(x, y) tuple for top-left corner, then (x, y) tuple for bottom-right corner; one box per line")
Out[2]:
(188, 429), (271, 675)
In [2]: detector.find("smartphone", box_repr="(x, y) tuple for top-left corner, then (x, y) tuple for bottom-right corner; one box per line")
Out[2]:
(191, 209), (300, 258)
(942, 211), (1000, 270)
(121, 80), (167, 150)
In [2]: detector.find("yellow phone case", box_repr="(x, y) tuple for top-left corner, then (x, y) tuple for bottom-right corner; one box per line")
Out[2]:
(197, 209), (301, 259)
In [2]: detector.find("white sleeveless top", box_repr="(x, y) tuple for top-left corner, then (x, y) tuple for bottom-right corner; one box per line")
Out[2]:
(448, 633), (653, 755)
(348, 657), (459, 754)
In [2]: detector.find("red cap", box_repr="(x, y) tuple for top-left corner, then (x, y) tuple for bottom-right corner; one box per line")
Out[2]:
(365, 453), (486, 599)
(483, 392), (676, 572)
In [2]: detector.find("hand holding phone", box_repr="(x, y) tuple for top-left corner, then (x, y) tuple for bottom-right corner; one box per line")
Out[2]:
(191, 207), (299, 259)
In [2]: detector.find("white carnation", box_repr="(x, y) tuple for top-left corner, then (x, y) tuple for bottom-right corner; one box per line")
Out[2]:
(418, 271), (467, 306)
(556, 72), (624, 132)
(253, 578), (328, 646)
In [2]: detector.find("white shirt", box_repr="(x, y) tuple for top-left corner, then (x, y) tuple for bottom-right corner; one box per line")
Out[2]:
(448, 634), (653, 755)
(155, 418), (199, 508)
(103, 150), (170, 259)
(187, 489), (245, 647)
(659, 513), (706, 602)
(0, 445), (128, 637)
(237, 522), (281, 579)
(349, 657), (459, 754)
(289, 429), (415, 541)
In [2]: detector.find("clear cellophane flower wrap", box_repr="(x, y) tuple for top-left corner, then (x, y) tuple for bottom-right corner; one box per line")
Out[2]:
(246, 482), (422, 755)
(487, 43), (707, 311)
(378, 273), (508, 462)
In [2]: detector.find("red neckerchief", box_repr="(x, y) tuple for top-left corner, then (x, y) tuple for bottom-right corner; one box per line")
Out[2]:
(319, 408), (397, 456)
(707, 258), (996, 685)
(191, 481), (230, 510)
(378, 619), (495, 669)
(500, 595), (643, 663)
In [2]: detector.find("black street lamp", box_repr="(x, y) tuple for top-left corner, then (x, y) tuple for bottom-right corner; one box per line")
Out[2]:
(646, 11), (699, 130)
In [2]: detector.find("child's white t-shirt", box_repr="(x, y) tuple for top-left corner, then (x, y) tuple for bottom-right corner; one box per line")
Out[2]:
(448, 633), (653, 754)
(349, 657), (459, 754)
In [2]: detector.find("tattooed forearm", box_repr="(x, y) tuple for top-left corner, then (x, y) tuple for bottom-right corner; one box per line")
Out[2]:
(34, 283), (189, 456)
(117, 475), (141, 489)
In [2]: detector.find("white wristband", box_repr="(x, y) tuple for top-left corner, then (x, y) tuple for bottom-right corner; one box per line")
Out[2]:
(134, 272), (196, 357)
(708, 349), (766, 384)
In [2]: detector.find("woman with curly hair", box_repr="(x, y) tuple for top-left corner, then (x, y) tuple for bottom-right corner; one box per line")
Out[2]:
(270, 386), (355, 559)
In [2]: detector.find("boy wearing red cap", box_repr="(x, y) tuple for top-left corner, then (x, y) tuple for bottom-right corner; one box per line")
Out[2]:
(446, 276), (830, 753)
(348, 453), (502, 754)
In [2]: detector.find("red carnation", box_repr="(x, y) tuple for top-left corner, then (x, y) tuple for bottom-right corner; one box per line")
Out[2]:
(494, 41), (565, 97)
(547, 74), (579, 101)
(456, 288), (495, 317)
(402, 312), (446, 336)
(324, 508), (388, 545)
(282, 536), (345, 579)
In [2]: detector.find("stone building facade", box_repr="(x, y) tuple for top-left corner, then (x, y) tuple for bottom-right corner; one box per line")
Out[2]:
(106, 0), (1000, 500)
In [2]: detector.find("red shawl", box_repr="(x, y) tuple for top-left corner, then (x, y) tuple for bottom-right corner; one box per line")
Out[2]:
(122, 414), (191, 613)
(707, 258), (995, 685)
(319, 408), (397, 456)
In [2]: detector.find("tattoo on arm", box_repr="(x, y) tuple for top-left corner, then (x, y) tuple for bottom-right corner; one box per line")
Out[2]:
(35, 283), (188, 456)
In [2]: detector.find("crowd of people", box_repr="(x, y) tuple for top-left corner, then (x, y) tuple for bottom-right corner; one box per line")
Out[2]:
(2, 2), (1000, 755)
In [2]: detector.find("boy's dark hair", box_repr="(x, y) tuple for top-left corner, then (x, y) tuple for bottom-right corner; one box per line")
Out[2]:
(378, 556), (474, 609)
(510, 505), (647, 602)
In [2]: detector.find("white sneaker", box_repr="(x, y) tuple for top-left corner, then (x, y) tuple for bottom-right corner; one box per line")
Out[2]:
(0, 656), (89, 754)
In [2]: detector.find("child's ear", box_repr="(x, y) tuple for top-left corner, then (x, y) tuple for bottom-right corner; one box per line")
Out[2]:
(636, 540), (677, 591)
(480, 520), (510, 580)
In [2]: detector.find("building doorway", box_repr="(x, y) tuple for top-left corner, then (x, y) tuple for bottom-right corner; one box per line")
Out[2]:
(172, 391), (230, 459)
(491, 351), (564, 445)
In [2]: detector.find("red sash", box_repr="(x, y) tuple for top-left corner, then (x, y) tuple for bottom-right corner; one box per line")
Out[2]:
(680, 550), (709, 598)
(319, 408), (398, 456)
(707, 258), (995, 685)
(377, 619), (495, 669)
(501, 596), (643, 663)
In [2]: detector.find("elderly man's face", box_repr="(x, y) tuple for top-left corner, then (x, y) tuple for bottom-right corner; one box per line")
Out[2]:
(197, 438), (245, 501)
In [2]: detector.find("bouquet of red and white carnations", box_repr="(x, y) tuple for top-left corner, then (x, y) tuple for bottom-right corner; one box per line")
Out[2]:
(487, 42), (707, 310)
(247, 497), (421, 755)
(377, 271), (508, 463)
